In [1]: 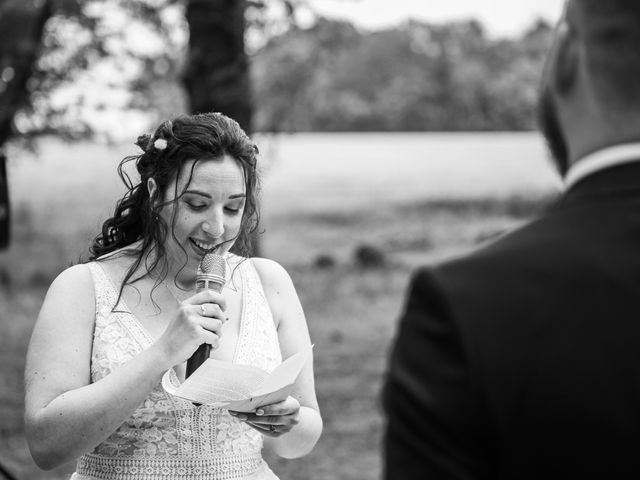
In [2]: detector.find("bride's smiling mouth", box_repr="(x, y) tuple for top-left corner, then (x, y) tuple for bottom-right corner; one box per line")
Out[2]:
(189, 237), (218, 255)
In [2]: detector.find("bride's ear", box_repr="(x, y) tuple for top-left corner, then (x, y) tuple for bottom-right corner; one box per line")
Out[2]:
(147, 177), (159, 207)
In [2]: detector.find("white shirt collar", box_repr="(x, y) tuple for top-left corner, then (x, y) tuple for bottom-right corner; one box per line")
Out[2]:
(564, 143), (640, 191)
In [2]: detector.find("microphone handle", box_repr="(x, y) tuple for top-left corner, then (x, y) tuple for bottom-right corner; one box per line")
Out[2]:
(185, 278), (224, 378)
(186, 343), (211, 406)
(186, 343), (211, 378)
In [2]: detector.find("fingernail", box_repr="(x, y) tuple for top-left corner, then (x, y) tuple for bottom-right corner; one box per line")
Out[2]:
(229, 411), (237, 416)
(256, 409), (264, 416)
(238, 414), (247, 421)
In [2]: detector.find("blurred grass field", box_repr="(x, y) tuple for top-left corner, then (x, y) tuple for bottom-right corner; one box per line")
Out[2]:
(0, 133), (560, 479)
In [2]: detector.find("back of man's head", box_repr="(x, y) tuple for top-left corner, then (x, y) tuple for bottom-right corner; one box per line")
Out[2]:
(571, 0), (640, 109)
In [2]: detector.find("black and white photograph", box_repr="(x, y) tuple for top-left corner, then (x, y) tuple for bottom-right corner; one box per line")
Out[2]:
(6, 1), (640, 479)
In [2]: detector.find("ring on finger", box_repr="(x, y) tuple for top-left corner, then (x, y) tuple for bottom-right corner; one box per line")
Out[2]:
(200, 305), (206, 316)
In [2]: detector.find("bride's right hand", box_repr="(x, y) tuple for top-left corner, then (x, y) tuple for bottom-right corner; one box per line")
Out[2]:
(155, 289), (227, 366)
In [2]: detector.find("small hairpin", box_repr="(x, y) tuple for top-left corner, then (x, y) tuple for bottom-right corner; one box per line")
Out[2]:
(154, 138), (168, 151)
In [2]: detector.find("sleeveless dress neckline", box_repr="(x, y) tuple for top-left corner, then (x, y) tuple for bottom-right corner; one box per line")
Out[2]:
(71, 255), (281, 480)
(91, 258), (247, 365)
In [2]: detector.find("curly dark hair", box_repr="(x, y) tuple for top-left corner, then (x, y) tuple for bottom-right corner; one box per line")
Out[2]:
(89, 112), (260, 298)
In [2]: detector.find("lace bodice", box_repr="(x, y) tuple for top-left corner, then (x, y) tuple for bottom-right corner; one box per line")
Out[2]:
(71, 255), (281, 480)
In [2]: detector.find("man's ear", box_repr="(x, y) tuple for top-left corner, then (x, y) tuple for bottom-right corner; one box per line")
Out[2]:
(552, 21), (579, 96)
(147, 177), (159, 207)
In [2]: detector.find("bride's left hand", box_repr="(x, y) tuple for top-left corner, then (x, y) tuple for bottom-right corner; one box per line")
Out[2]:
(229, 396), (300, 437)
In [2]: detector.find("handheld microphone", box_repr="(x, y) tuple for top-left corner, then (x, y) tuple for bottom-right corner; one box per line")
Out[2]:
(185, 252), (226, 378)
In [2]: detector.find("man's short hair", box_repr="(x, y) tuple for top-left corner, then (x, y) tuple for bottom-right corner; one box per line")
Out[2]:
(573, 0), (640, 108)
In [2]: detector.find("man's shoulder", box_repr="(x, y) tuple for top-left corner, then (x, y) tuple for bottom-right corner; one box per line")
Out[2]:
(393, 215), (563, 366)
(434, 210), (570, 282)
(405, 211), (574, 325)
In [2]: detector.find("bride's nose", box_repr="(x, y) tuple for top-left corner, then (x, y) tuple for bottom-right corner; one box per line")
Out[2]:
(202, 212), (224, 238)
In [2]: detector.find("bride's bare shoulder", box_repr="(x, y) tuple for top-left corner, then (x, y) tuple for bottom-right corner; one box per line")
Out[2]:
(93, 245), (143, 282)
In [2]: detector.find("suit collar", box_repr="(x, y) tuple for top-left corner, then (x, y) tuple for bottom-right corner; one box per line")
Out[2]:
(562, 160), (640, 204)
(565, 143), (640, 191)
(564, 144), (640, 198)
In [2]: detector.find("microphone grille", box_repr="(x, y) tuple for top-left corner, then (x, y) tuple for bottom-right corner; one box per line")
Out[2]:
(200, 253), (226, 276)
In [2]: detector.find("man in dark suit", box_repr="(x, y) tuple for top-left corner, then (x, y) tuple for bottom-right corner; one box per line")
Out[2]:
(383, 1), (640, 478)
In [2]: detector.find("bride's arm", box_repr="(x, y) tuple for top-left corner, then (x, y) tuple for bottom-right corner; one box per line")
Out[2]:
(24, 265), (172, 469)
(247, 258), (322, 458)
(24, 264), (224, 469)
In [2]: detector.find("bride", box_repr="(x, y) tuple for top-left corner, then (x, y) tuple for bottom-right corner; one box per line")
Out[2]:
(24, 112), (322, 479)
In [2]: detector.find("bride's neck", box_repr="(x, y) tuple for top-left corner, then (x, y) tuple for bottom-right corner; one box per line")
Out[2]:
(141, 248), (197, 292)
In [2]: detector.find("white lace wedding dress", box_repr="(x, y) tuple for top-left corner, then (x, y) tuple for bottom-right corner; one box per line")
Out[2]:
(71, 255), (281, 480)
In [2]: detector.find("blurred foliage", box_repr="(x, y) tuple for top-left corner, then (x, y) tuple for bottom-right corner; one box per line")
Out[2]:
(251, 18), (554, 132)
(1, 1), (554, 143)
(21, 0), (187, 141)
(0, 0), (53, 146)
(0, 0), (300, 145)
(0, 0), (187, 144)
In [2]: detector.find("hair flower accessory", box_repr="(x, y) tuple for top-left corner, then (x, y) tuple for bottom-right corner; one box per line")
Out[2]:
(154, 138), (168, 151)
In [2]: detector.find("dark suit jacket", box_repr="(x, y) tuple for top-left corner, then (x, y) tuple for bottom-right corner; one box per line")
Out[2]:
(383, 161), (640, 479)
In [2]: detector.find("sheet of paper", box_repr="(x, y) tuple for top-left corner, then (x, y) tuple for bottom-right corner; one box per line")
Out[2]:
(162, 345), (313, 411)
(162, 360), (267, 405)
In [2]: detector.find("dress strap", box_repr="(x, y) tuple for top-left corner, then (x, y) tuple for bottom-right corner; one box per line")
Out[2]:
(232, 256), (281, 371)
(85, 261), (155, 348)
(85, 261), (119, 316)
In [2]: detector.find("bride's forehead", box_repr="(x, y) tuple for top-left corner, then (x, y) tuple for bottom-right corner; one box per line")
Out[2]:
(178, 156), (244, 187)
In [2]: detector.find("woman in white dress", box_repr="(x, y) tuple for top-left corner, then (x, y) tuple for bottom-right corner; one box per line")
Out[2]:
(24, 113), (322, 479)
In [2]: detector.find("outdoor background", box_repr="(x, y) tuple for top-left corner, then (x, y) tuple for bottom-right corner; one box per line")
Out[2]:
(0, 1), (563, 479)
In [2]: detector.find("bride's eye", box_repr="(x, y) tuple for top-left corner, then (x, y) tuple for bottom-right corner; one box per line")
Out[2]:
(185, 200), (206, 211)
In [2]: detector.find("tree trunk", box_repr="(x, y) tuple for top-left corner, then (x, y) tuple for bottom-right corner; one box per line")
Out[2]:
(183, 0), (253, 132)
(0, 0), (54, 249)
(0, 153), (9, 250)
(184, 0), (260, 256)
